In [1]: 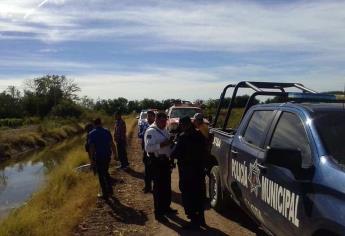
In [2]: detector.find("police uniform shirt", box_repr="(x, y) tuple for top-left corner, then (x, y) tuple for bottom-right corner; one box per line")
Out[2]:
(144, 123), (172, 158)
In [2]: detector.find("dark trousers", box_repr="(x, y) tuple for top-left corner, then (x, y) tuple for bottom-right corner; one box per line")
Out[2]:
(116, 140), (129, 167)
(143, 151), (153, 190)
(96, 158), (113, 197)
(151, 158), (172, 216)
(178, 164), (206, 223)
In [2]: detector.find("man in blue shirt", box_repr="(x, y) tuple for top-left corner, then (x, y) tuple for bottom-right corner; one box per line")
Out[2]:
(138, 110), (155, 193)
(88, 118), (117, 199)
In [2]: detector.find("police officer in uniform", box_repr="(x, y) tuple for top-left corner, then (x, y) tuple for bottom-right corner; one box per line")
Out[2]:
(171, 116), (207, 229)
(144, 112), (177, 221)
(138, 110), (155, 193)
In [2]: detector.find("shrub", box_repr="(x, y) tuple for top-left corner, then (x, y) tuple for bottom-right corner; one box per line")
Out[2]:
(50, 101), (83, 118)
(0, 118), (24, 128)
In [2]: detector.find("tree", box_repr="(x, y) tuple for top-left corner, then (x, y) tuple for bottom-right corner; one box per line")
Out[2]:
(6, 86), (21, 99)
(0, 86), (23, 118)
(24, 75), (80, 116)
(50, 100), (83, 118)
(79, 96), (95, 110)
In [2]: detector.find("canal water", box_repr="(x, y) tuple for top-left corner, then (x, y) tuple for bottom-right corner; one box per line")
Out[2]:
(0, 136), (84, 220)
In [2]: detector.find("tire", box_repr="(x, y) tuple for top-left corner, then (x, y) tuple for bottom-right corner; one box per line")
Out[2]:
(209, 166), (224, 211)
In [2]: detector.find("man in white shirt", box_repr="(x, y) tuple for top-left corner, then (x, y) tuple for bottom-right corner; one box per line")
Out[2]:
(144, 112), (177, 222)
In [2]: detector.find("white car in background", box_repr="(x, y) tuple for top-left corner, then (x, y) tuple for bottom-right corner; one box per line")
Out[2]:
(137, 110), (148, 127)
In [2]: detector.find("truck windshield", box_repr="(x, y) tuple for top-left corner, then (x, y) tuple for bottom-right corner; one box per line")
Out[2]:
(170, 108), (201, 118)
(314, 111), (345, 166)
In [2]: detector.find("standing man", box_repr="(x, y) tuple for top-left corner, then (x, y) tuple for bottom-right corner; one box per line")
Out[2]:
(114, 112), (129, 169)
(88, 118), (117, 199)
(145, 112), (177, 222)
(138, 110), (155, 193)
(171, 116), (207, 229)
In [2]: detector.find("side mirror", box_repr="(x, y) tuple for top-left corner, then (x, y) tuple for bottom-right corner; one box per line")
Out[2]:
(265, 148), (302, 174)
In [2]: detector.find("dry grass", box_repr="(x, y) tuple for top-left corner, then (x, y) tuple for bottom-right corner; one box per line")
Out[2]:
(0, 115), (137, 236)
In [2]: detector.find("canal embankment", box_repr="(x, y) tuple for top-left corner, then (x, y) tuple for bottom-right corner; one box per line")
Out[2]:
(0, 116), (136, 236)
(0, 119), (85, 162)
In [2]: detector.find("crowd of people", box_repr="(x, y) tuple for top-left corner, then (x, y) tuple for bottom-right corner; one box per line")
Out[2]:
(85, 110), (210, 230)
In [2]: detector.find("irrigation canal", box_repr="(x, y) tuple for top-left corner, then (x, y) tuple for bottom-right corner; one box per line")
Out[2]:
(0, 136), (84, 220)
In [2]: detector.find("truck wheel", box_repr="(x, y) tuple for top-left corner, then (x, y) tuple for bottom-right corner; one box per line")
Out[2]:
(209, 166), (223, 211)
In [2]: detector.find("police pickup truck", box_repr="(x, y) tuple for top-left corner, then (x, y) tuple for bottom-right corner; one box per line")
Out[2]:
(208, 81), (345, 236)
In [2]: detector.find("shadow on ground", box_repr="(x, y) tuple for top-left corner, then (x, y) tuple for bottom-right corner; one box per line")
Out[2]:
(105, 196), (148, 226)
(171, 190), (266, 236)
(161, 214), (229, 236)
(125, 167), (145, 180)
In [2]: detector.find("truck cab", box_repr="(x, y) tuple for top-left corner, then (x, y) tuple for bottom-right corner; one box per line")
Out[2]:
(166, 102), (202, 132)
(208, 81), (345, 236)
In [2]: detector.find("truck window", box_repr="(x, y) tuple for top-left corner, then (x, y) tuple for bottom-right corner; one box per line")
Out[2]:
(270, 112), (312, 167)
(170, 108), (201, 118)
(243, 110), (274, 148)
(313, 111), (345, 167)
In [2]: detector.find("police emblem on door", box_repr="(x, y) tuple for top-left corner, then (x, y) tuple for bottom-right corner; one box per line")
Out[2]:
(248, 159), (261, 197)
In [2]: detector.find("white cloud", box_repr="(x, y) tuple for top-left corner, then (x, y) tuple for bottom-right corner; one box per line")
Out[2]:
(1, 0), (345, 54)
(0, 0), (345, 100)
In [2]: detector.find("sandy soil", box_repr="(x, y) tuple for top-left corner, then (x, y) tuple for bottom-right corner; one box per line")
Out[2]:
(74, 125), (266, 236)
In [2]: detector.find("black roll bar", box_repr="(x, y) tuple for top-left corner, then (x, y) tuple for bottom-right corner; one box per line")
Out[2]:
(211, 81), (317, 130)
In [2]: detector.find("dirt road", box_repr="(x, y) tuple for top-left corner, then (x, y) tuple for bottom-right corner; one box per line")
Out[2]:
(75, 125), (265, 236)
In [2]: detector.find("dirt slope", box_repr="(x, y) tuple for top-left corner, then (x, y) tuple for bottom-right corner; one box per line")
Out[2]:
(74, 125), (265, 236)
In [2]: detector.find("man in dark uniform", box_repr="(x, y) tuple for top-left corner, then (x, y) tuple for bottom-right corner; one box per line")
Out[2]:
(85, 123), (96, 174)
(171, 116), (207, 229)
(88, 118), (117, 199)
(144, 112), (177, 222)
(114, 112), (129, 169)
(138, 110), (155, 193)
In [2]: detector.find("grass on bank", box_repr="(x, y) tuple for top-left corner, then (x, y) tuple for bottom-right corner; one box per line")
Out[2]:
(0, 146), (98, 236)
(0, 111), (115, 160)
(0, 116), (137, 236)
(0, 120), (85, 161)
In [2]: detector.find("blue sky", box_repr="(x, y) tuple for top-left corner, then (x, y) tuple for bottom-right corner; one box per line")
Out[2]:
(0, 0), (345, 100)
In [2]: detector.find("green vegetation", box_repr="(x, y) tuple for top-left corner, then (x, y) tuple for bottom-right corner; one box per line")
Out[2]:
(0, 74), (257, 124)
(91, 95), (257, 116)
(0, 116), (137, 236)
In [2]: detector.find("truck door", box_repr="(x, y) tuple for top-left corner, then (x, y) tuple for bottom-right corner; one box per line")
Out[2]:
(230, 110), (275, 219)
(251, 111), (313, 235)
